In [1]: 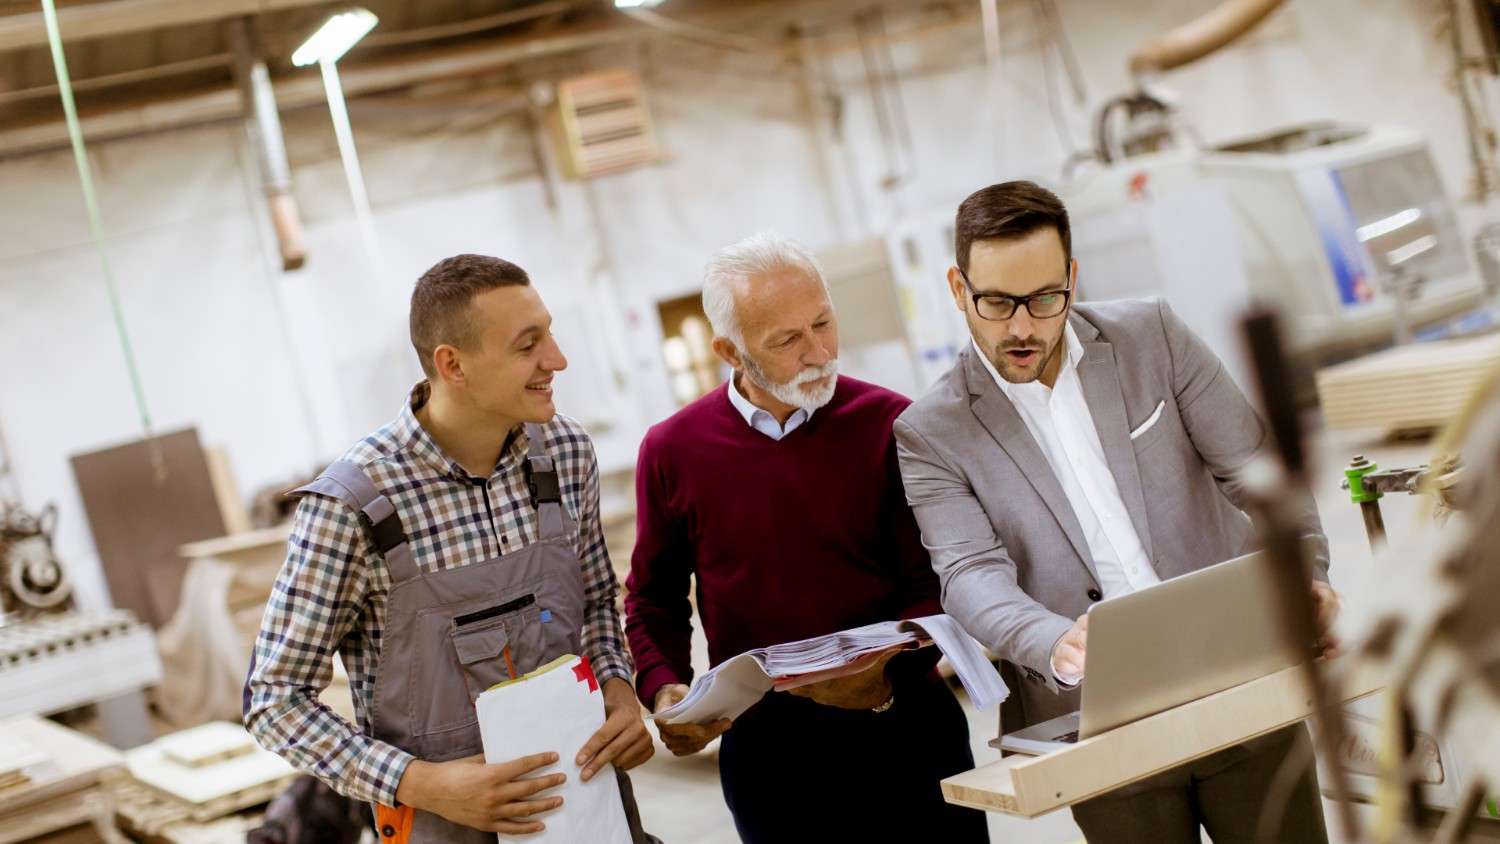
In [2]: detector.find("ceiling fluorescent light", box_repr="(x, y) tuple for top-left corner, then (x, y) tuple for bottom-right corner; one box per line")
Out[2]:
(292, 9), (379, 67)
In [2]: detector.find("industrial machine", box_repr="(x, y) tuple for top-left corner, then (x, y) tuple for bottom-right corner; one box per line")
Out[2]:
(1063, 122), (1489, 366)
(0, 502), (72, 616)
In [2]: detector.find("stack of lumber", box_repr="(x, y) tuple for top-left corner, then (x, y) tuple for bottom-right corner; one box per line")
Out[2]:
(0, 715), (126, 844)
(1316, 333), (1500, 435)
(113, 722), (295, 839)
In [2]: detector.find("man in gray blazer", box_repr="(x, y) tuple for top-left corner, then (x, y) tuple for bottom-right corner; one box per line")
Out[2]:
(895, 181), (1340, 842)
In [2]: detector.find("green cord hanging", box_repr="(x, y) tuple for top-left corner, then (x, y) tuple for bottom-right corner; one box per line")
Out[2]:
(40, 0), (155, 441)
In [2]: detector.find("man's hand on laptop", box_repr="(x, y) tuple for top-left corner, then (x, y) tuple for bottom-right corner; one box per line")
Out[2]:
(1310, 581), (1342, 659)
(1050, 613), (1089, 684)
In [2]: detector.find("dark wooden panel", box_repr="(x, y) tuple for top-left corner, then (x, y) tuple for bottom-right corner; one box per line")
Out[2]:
(69, 428), (226, 627)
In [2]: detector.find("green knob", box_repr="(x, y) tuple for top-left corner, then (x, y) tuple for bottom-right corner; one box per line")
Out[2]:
(1344, 456), (1381, 504)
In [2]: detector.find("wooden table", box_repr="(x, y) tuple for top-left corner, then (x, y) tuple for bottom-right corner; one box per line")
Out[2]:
(943, 661), (1386, 818)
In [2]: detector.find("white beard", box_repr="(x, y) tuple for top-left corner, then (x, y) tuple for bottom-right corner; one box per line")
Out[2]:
(742, 356), (839, 412)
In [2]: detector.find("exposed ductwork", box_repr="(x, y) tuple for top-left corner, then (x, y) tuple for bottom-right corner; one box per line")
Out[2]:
(1129, 0), (1287, 77)
(228, 17), (306, 271)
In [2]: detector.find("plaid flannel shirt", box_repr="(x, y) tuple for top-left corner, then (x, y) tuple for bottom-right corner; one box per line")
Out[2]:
(244, 382), (633, 806)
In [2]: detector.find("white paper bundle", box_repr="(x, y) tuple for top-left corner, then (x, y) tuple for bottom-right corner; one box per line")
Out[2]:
(652, 613), (1008, 725)
(475, 655), (631, 844)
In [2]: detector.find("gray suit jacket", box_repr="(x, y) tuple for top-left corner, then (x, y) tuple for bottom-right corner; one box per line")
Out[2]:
(894, 297), (1329, 730)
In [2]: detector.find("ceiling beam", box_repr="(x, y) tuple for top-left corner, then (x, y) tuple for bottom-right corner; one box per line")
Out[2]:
(0, 0), (847, 159)
(0, 12), (647, 157)
(0, 0), (336, 53)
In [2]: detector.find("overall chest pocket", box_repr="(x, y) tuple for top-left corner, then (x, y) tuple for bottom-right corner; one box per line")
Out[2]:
(410, 595), (546, 738)
(452, 603), (548, 702)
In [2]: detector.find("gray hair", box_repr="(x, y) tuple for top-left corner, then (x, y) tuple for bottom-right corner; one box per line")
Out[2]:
(701, 231), (829, 347)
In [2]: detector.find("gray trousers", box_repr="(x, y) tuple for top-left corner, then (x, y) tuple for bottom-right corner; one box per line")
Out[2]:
(1070, 724), (1328, 844)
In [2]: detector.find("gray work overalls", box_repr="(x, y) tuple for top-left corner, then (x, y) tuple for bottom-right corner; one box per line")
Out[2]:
(296, 423), (650, 843)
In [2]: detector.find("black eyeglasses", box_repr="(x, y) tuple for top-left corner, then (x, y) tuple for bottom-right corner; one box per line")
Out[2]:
(958, 269), (1073, 322)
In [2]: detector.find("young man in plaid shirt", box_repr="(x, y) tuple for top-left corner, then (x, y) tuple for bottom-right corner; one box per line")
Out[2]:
(245, 254), (653, 841)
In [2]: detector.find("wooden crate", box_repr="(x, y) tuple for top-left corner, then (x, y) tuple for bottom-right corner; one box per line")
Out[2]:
(943, 660), (1386, 817)
(1315, 333), (1500, 435)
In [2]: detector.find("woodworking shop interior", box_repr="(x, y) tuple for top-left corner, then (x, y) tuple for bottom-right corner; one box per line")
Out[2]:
(5, 0), (1500, 842)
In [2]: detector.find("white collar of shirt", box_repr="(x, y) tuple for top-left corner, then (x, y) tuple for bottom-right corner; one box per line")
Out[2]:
(972, 321), (1085, 399)
(726, 373), (813, 441)
(970, 318), (1159, 687)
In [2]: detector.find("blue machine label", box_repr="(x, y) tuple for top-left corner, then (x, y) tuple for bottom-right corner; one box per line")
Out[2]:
(1296, 168), (1374, 308)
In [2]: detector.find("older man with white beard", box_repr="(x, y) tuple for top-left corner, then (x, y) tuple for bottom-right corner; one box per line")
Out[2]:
(624, 233), (988, 843)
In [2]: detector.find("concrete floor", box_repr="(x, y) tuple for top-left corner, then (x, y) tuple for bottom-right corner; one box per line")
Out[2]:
(627, 420), (1439, 843)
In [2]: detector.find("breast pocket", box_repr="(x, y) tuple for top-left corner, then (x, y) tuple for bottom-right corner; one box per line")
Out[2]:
(410, 596), (546, 739)
(452, 600), (547, 700)
(1129, 400), (1166, 442)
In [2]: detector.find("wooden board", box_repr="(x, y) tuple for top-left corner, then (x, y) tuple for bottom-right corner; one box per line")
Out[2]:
(1315, 333), (1500, 434)
(0, 785), (119, 844)
(177, 527), (288, 563)
(111, 773), (276, 836)
(0, 716), (124, 816)
(202, 447), (252, 536)
(126, 722), (294, 807)
(943, 660), (1386, 817)
(70, 428), (227, 627)
(158, 725), (255, 768)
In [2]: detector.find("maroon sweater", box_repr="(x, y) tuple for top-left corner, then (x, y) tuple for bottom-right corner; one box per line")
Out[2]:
(624, 375), (942, 707)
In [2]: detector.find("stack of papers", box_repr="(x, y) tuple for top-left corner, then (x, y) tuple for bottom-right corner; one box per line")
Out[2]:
(475, 655), (631, 843)
(652, 614), (1008, 725)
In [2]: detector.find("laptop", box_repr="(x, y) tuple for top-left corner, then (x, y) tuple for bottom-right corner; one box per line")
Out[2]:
(997, 551), (1308, 755)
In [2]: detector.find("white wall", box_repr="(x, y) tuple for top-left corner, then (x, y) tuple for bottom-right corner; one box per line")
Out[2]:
(0, 0), (1482, 610)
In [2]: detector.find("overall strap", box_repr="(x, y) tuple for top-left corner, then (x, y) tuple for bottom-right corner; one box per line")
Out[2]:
(293, 460), (420, 584)
(522, 423), (568, 541)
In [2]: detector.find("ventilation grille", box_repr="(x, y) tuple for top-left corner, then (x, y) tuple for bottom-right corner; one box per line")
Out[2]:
(555, 69), (658, 178)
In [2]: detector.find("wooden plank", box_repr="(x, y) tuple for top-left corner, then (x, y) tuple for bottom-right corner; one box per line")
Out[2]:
(201, 447), (251, 536)
(943, 660), (1386, 817)
(178, 526), (287, 562)
(0, 716), (124, 816)
(0, 785), (117, 844)
(69, 428), (227, 628)
(112, 773), (277, 835)
(1315, 334), (1500, 433)
(126, 722), (294, 806)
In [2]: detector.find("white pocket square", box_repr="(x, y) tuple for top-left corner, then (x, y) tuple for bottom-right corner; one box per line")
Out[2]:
(1130, 400), (1166, 440)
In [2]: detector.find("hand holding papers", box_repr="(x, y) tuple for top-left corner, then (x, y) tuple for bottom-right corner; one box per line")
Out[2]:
(652, 614), (1008, 725)
(475, 655), (632, 843)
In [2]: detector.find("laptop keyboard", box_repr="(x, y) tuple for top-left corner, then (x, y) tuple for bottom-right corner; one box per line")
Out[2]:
(1054, 730), (1079, 743)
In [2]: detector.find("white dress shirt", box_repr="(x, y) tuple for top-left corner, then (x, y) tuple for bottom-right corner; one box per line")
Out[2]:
(727, 373), (813, 440)
(973, 324), (1159, 683)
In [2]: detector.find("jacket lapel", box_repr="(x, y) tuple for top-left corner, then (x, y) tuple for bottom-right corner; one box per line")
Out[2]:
(963, 348), (1100, 585)
(1074, 320), (1156, 563)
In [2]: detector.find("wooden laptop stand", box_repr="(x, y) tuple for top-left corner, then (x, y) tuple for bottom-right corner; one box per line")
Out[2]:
(943, 659), (1386, 817)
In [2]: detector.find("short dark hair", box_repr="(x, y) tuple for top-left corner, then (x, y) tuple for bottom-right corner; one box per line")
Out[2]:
(953, 181), (1071, 273)
(409, 254), (531, 377)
